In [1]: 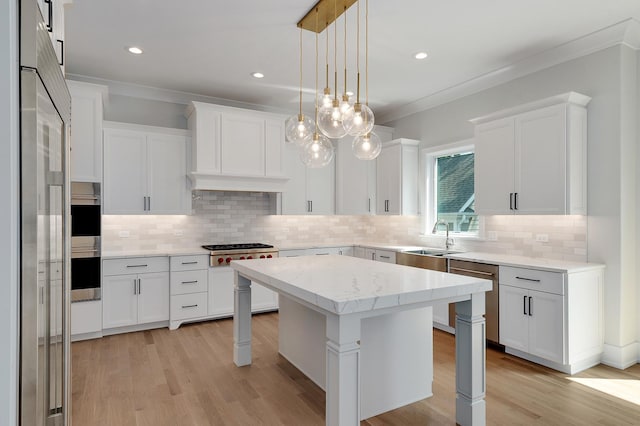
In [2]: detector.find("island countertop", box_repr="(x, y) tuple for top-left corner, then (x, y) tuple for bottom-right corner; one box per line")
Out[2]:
(231, 254), (492, 315)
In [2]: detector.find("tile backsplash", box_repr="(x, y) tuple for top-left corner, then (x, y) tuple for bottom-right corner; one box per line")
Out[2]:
(103, 191), (588, 261)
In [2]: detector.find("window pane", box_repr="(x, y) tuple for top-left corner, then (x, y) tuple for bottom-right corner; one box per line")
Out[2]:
(436, 152), (477, 233)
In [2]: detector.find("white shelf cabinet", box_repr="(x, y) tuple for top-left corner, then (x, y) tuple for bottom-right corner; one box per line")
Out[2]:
(498, 265), (604, 374)
(169, 255), (209, 330)
(103, 122), (190, 214)
(472, 92), (589, 215)
(102, 257), (170, 331)
(376, 139), (419, 215)
(67, 80), (107, 183)
(185, 101), (287, 192)
(280, 142), (335, 215)
(336, 126), (393, 215)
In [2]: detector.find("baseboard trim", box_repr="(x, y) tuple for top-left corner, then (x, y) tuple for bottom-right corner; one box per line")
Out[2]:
(602, 342), (640, 370)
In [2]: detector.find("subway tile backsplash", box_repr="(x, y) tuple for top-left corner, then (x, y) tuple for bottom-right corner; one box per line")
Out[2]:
(103, 191), (588, 262)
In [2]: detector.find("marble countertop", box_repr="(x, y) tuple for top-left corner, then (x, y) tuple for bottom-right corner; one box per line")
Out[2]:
(447, 252), (604, 273)
(102, 247), (210, 259)
(231, 255), (492, 315)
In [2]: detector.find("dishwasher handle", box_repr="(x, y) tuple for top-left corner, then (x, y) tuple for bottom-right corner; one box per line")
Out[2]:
(449, 266), (495, 277)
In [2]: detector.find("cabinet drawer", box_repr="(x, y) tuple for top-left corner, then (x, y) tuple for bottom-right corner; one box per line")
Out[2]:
(170, 255), (210, 271)
(500, 266), (565, 295)
(376, 250), (396, 263)
(170, 270), (208, 295)
(103, 256), (169, 276)
(171, 293), (208, 321)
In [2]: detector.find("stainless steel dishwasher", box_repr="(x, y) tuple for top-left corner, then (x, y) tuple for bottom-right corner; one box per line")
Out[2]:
(448, 259), (500, 345)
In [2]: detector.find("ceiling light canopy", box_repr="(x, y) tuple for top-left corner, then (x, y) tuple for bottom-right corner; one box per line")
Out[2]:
(290, 0), (377, 168)
(127, 46), (143, 55)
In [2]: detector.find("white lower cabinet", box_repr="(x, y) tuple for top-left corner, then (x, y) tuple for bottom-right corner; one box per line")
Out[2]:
(71, 300), (103, 341)
(208, 266), (278, 318)
(499, 265), (603, 374)
(169, 255), (209, 330)
(102, 257), (169, 332)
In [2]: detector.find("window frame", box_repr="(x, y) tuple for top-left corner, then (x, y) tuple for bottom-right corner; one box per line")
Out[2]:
(421, 139), (482, 238)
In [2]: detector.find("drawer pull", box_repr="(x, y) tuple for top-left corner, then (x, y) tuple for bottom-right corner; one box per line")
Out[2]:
(379, 255), (391, 259)
(316, 253), (330, 256)
(450, 267), (494, 277)
(515, 276), (541, 283)
(182, 304), (198, 309)
(181, 261), (198, 265)
(126, 264), (148, 268)
(181, 280), (198, 285)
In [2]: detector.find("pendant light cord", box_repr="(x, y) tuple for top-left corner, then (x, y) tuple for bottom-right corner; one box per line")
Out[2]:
(365, 0), (369, 107)
(333, 0), (338, 101)
(315, 8), (320, 131)
(343, 6), (347, 96)
(298, 27), (303, 116)
(356, 0), (361, 104)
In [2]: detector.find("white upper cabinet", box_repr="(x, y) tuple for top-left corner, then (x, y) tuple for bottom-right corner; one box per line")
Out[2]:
(472, 92), (590, 215)
(67, 80), (107, 183)
(103, 122), (190, 215)
(280, 142), (335, 215)
(38, 0), (72, 72)
(185, 102), (288, 192)
(376, 139), (420, 215)
(336, 126), (393, 215)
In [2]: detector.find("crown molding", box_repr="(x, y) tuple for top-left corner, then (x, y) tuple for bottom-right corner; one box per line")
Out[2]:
(378, 18), (640, 124)
(65, 74), (295, 116)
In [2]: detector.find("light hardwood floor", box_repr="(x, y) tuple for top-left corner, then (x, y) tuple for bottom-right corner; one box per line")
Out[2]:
(72, 313), (640, 425)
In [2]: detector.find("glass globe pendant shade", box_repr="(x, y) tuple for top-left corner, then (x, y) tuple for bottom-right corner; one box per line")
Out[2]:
(317, 98), (348, 139)
(300, 133), (334, 168)
(285, 114), (314, 146)
(319, 87), (332, 109)
(344, 103), (374, 136)
(352, 131), (382, 160)
(339, 94), (353, 116)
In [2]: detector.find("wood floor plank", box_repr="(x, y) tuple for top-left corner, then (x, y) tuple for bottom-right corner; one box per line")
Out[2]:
(72, 314), (640, 425)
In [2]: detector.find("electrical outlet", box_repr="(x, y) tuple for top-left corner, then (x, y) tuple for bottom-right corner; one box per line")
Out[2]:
(118, 230), (130, 238)
(535, 233), (549, 242)
(486, 231), (498, 241)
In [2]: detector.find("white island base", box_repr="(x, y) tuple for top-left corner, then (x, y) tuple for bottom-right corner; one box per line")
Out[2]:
(278, 295), (433, 420)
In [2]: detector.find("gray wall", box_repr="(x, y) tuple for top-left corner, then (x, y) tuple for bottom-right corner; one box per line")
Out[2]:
(1, 0), (20, 423)
(387, 45), (639, 366)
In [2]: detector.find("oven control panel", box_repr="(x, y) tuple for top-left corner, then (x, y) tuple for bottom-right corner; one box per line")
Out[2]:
(209, 251), (279, 267)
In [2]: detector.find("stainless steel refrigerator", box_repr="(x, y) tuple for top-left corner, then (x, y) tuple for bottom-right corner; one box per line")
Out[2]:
(20, 0), (72, 425)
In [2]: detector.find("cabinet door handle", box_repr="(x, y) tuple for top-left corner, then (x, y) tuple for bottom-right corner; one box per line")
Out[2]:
(148, 196), (151, 211)
(449, 267), (495, 277)
(528, 296), (532, 316)
(514, 193), (519, 210)
(126, 264), (148, 268)
(44, 0), (53, 32)
(509, 193), (514, 210)
(56, 39), (63, 66)
(523, 295), (527, 315)
(143, 196), (147, 211)
(515, 276), (541, 283)
(182, 304), (198, 309)
(133, 279), (138, 295)
(371, 252), (376, 260)
(309, 200), (312, 212)
(368, 198), (371, 212)
(138, 279), (142, 294)
(181, 280), (198, 285)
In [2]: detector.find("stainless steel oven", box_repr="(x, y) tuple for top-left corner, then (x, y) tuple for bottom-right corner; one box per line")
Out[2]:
(71, 182), (101, 301)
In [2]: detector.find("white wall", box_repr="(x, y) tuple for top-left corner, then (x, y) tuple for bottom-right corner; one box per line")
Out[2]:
(0, 0), (20, 424)
(386, 45), (639, 368)
(104, 94), (188, 129)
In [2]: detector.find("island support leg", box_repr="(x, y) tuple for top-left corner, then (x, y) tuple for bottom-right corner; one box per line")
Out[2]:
(233, 273), (252, 366)
(325, 313), (361, 426)
(455, 293), (486, 426)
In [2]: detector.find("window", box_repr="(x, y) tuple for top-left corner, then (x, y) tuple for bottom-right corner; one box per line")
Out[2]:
(424, 141), (478, 236)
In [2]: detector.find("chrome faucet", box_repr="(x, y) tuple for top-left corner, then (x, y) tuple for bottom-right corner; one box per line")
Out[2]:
(432, 219), (454, 250)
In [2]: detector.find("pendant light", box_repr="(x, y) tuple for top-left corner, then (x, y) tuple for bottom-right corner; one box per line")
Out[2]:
(285, 27), (314, 145)
(317, 0), (348, 139)
(339, 7), (353, 118)
(352, 0), (381, 159)
(343, 0), (374, 137)
(301, 7), (334, 168)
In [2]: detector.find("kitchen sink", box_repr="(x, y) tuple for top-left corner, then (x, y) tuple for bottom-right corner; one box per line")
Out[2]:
(402, 249), (460, 257)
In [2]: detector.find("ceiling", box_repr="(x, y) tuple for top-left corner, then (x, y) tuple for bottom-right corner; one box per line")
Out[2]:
(65, 0), (640, 123)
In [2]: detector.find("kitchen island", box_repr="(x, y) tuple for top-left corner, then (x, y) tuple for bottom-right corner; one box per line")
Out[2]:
(231, 255), (491, 426)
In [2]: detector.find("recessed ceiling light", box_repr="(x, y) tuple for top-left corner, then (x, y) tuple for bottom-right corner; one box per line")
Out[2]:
(414, 52), (428, 60)
(251, 72), (265, 79)
(346, 91), (354, 97)
(127, 46), (143, 55)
